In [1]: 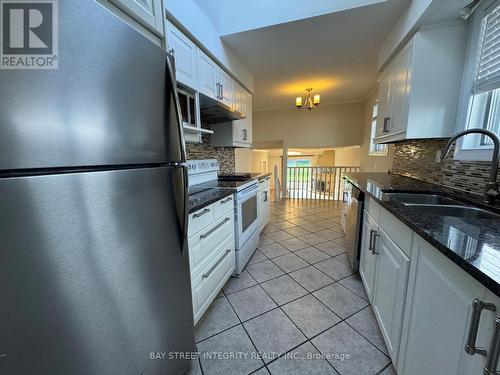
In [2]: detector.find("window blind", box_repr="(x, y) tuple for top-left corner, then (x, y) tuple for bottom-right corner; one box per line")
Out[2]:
(475, 3), (500, 93)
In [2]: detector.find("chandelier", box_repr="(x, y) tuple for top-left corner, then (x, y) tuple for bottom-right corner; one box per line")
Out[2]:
(295, 88), (320, 111)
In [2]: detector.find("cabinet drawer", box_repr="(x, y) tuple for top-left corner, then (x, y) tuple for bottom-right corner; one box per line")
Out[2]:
(192, 238), (235, 324)
(189, 212), (234, 277)
(213, 195), (235, 220)
(365, 197), (381, 222)
(379, 207), (413, 257)
(188, 204), (214, 237)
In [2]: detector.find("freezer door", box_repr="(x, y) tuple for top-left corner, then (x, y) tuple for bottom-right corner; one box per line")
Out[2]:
(0, 0), (185, 170)
(0, 167), (194, 375)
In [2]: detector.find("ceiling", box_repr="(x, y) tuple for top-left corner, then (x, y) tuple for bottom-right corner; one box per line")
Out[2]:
(192, 0), (387, 36)
(197, 0), (408, 110)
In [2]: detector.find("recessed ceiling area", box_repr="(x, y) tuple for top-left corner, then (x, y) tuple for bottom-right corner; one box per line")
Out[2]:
(192, 0), (387, 35)
(196, 0), (408, 110)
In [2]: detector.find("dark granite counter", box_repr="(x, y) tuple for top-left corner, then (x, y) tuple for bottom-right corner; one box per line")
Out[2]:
(344, 172), (500, 297)
(188, 187), (234, 214)
(251, 173), (272, 181)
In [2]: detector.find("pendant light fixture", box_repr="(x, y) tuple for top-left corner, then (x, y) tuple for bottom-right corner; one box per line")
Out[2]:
(295, 88), (320, 111)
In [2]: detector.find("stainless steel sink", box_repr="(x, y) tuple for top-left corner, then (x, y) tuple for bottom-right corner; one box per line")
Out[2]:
(383, 192), (461, 206)
(405, 205), (500, 220)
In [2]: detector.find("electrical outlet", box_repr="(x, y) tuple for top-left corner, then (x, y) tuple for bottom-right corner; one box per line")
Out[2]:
(435, 150), (442, 162)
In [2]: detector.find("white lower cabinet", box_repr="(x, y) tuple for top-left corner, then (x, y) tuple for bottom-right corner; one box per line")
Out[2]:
(361, 198), (500, 375)
(258, 177), (270, 233)
(188, 197), (235, 324)
(372, 229), (410, 364)
(397, 237), (490, 375)
(359, 211), (378, 302)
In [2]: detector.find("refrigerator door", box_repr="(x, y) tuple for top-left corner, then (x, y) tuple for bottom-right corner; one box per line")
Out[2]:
(0, 167), (194, 375)
(0, 0), (185, 170)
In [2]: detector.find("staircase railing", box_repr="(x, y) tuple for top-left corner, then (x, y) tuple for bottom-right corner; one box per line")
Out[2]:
(286, 166), (359, 200)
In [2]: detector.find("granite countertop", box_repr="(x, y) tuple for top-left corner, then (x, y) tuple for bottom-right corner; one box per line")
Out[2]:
(344, 172), (500, 297)
(251, 172), (272, 181)
(188, 187), (234, 214)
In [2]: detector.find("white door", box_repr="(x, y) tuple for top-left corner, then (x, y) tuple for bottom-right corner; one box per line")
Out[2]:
(372, 229), (410, 364)
(217, 68), (234, 108)
(376, 70), (392, 137)
(359, 212), (378, 302)
(398, 238), (486, 375)
(388, 42), (412, 136)
(197, 49), (217, 100)
(165, 22), (197, 89)
(110, 0), (163, 35)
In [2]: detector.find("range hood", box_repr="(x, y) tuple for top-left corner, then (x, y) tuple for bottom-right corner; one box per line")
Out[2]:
(199, 93), (245, 124)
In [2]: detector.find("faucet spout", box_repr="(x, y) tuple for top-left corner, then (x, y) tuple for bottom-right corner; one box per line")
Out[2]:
(440, 128), (499, 204)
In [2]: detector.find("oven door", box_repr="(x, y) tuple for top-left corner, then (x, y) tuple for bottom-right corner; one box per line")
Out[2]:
(236, 186), (259, 248)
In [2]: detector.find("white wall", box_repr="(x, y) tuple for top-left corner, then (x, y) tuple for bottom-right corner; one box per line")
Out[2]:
(253, 101), (365, 149)
(334, 147), (361, 166)
(165, 0), (254, 91)
(235, 149), (269, 173)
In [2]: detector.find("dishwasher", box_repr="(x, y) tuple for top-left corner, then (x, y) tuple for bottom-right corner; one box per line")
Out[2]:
(341, 179), (364, 271)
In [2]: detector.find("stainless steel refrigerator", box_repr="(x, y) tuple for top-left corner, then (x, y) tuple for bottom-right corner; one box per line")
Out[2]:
(0, 1), (194, 374)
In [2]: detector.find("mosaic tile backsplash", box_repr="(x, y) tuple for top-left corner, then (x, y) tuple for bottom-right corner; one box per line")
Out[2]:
(392, 139), (498, 196)
(185, 132), (235, 174)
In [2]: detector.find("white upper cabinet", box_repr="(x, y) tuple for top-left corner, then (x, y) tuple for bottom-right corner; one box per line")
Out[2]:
(217, 68), (234, 109)
(211, 89), (253, 148)
(109, 0), (163, 36)
(197, 49), (218, 100)
(165, 21), (197, 89)
(375, 23), (466, 144)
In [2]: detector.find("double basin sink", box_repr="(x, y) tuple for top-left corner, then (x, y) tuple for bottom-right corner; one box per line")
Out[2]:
(382, 192), (500, 221)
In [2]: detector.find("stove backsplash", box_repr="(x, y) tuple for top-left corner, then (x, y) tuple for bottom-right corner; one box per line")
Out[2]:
(185, 132), (235, 174)
(392, 139), (498, 196)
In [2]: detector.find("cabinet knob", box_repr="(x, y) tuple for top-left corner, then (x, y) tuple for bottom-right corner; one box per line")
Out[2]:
(168, 48), (175, 56)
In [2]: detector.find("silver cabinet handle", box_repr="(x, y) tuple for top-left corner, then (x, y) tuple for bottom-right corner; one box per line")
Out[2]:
(465, 299), (496, 356)
(369, 229), (380, 255)
(368, 230), (375, 251)
(264, 191), (268, 202)
(220, 84), (224, 100)
(193, 208), (210, 218)
(484, 318), (500, 375)
(221, 197), (233, 204)
(200, 218), (230, 239)
(383, 117), (391, 132)
(243, 129), (248, 141)
(202, 249), (232, 279)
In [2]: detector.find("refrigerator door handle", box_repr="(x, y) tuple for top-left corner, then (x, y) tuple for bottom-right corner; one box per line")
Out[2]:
(179, 165), (189, 256)
(166, 54), (187, 163)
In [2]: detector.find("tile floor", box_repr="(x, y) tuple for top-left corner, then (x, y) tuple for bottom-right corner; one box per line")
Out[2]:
(190, 199), (396, 375)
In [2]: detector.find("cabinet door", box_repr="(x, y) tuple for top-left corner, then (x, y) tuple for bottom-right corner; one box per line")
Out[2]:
(388, 42), (412, 136)
(197, 49), (217, 100)
(110, 0), (163, 35)
(165, 22), (197, 89)
(372, 229), (410, 364)
(376, 70), (391, 138)
(398, 238), (486, 375)
(359, 212), (378, 302)
(217, 68), (234, 108)
(243, 91), (253, 144)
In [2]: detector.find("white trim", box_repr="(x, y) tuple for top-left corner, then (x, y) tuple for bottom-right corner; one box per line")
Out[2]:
(454, 0), (499, 161)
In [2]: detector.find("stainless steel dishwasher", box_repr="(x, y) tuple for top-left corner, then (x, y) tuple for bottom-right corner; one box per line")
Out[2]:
(342, 179), (365, 271)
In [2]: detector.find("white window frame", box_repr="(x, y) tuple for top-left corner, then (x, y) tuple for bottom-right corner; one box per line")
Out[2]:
(369, 101), (388, 156)
(455, 0), (500, 161)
